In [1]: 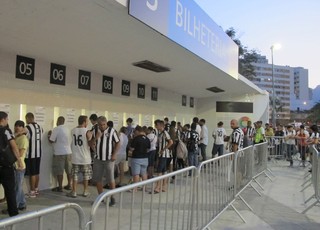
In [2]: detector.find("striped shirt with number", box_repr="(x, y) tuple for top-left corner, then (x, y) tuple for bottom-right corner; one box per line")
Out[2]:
(26, 122), (43, 159)
(213, 127), (226, 145)
(96, 127), (120, 161)
(230, 127), (244, 152)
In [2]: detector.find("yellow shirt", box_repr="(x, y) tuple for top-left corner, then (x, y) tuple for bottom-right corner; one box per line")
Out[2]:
(15, 134), (29, 169)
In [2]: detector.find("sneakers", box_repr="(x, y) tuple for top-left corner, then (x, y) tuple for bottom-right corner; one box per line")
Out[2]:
(64, 185), (72, 190)
(26, 191), (37, 198)
(109, 197), (116, 207)
(18, 206), (27, 211)
(82, 191), (90, 197)
(66, 191), (77, 198)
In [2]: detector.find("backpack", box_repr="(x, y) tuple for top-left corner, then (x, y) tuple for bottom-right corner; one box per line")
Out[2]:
(176, 140), (188, 159)
(187, 131), (197, 152)
(0, 127), (17, 166)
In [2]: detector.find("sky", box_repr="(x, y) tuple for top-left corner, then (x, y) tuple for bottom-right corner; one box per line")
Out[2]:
(194, 0), (320, 89)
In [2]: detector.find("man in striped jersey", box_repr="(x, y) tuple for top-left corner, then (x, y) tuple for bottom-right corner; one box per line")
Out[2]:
(153, 120), (173, 194)
(230, 119), (244, 153)
(93, 116), (120, 206)
(25, 112), (43, 198)
(67, 115), (93, 198)
(244, 120), (255, 147)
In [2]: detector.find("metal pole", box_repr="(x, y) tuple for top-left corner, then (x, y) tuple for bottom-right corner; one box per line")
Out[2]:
(271, 46), (276, 127)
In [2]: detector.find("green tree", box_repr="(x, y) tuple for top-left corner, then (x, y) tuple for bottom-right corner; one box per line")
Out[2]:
(307, 102), (320, 124)
(226, 27), (259, 80)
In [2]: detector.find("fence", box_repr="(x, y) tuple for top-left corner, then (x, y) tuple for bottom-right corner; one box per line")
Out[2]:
(0, 203), (86, 230)
(88, 167), (198, 230)
(265, 136), (286, 159)
(0, 142), (272, 230)
(302, 146), (320, 214)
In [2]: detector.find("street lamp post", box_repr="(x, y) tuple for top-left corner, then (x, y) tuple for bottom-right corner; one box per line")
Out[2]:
(270, 44), (281, 127)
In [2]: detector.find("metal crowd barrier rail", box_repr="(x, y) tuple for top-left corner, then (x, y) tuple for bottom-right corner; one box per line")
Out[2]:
(302, 146), (320, 214)
(266, 136), (286, 160)
(252, 142), (273, 190)
(0, 203), (86, 230)
(88, 166), (197, 230)
(0, 142), (273, 230)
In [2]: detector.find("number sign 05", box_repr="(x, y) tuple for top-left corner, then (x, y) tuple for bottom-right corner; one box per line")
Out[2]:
(16, 55), (35, 81)
(50, 63), (66, 85)
(78, 70), (91, 90)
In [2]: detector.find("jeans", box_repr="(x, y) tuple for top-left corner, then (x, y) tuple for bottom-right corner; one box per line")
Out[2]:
(188, 150), (199, 170)
(15, 169), (26, 208)
(199, 143), (207, 161)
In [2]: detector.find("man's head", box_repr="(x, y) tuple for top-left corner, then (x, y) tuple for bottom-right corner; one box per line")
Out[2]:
(14, 120), (25, 133)
(78, 115), (88, 127)
(155, 120), (164, 131)
(0, 111), (8, 126)
(98, 116), (108, 131)
(126, 118), (133, 126)
(217, 121), (223, 127)
(89, 114), (98, 125)
(247, 120), (252, 127)
(193, 117), (199, 124)
(300, 125), (305, 130)
(25, 112), (35, 124)
(230, 119), (239, 129)
(56, 116), (65, 126)
(199, 119), (206, 126)
(164, 117), (169, 124)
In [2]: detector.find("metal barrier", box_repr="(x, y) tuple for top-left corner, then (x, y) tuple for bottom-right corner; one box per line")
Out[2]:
(266, 136), (286, 159)
(195, 152), (236, 229)
(302, 146), (320, 214)
(0, 203), (86, 230)
(0, 142), (273, 230)
(88, 167), (197, 230)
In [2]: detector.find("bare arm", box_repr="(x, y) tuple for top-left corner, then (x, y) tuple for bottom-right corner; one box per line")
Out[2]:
(9, 139), (23, 169)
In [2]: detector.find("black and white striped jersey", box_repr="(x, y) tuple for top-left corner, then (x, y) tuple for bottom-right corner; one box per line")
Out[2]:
(230, 127), (244, 152)
(158, 130), (172, 158)
(26, 122), (43, 158)
(96, 127), (120, 161)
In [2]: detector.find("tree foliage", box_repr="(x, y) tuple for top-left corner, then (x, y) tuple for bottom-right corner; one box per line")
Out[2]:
(307, 102), (320, 124)
(225, 27), (259, 80)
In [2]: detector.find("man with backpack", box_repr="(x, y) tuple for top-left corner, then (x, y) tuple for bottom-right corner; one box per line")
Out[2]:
(0, 111), (23, 216)
(187, 123), (200, 175)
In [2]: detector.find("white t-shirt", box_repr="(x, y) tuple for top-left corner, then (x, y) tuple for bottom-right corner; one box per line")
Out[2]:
(213, 127), (226, 145)
(147, 133), (157, 151)
(49, 125), (72, 155)
(117, 132), (128, 157)
(285, 129), (296, 145)
(200, 125), (208, 145)
(71, 127), (91, 165)
(196, 124), (201, 136)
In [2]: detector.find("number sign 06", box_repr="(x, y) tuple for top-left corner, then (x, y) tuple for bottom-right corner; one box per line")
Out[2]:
(50, 63), (66, 85)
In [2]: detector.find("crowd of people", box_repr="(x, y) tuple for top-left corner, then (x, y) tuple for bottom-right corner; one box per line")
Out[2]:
(1, 110), (319, 218)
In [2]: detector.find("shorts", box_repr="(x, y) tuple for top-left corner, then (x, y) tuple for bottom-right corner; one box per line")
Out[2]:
(212, 144), (224, 157)
(71, 164), (92, 181)
(25, 157), (41, 176)
(131, 158), (148, 176)
(52, 154), (72, 176)
(148, 150), (156, 167)
(115, 153), (126, 165)
(157, 157), (171, 174)
(92, 159), (114, 184)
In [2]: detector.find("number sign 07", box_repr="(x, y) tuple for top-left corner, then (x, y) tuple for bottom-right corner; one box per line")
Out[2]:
(78, 70), (91, 90)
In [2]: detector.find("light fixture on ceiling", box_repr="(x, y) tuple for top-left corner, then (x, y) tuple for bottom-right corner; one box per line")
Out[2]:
(206, 86), (225, 93)
(132, 60), (170, 73)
